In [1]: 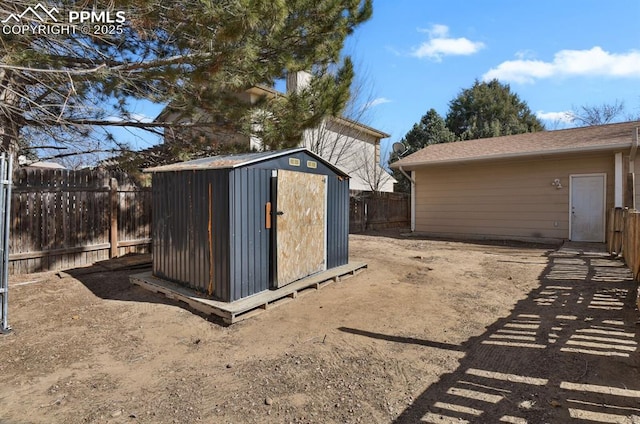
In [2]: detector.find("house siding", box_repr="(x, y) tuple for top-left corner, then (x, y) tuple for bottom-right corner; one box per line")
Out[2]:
(302, 121), (395, 192)
(414, 153), (616, 241)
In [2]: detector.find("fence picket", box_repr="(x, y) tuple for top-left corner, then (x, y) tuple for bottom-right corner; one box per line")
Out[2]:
(349, 191), (410, 232)
(607, 207), (640, 281)
(10, 168), (406, 273)
(8, 168), (151, 274)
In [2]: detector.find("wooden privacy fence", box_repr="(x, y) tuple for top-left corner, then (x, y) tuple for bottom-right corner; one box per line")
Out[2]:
(350, 191), (410, 233)
(607, 207), (640, 281)
(10, 168), (151, 274)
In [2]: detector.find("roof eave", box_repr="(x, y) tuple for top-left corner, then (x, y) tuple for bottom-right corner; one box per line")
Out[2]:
(246, 84), (280, 98)
(392, 142), (633, 170)
(331, 116), (390, 139)
(227, 147), (306, 169)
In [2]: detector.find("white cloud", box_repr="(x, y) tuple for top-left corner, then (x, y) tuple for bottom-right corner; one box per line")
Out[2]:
(515, 49), (536, 60)
(364, 97), (392, 109)
(412, 24), (485, 61)
(419, 24), (448, 38)
(483, 47), (640, 83)
(536, 110), (573, 124)
(483, 60), (555, 83)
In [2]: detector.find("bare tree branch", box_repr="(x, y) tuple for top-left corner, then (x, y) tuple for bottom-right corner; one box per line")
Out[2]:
(0, 63), (108, 75)
(570, 100), (626, 126)
(1, 0), (373, 167)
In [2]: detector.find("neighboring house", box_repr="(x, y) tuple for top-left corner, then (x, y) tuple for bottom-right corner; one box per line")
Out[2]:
(391, 121), (640, 243)
(302, 114), (393, 192)
(158, 72), (395, 193)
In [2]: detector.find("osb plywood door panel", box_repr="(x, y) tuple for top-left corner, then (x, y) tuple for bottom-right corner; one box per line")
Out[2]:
(276, 170), (326, 287)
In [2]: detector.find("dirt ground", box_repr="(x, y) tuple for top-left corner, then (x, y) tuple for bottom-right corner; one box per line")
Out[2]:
(1, 231), (639, 424)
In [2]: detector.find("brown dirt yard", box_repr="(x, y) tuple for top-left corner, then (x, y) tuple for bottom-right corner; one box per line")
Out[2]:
(1, 231), (639, 424)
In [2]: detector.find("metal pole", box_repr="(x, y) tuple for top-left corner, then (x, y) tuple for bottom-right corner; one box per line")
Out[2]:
(0, 153), (6, 333)
(1, 153), (12, 333)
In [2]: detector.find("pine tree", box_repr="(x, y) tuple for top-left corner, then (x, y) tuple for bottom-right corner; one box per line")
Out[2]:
(389, 109), (455, 192)
(0, 0), (372, 162)
(445, 79), (544, 140)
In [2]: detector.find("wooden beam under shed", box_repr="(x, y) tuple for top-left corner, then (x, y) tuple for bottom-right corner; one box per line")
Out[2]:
(130, 262), (368, 325)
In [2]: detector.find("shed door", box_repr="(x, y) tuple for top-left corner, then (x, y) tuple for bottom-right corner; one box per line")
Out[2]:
(570, 174), (606, 242)
(274, 170), (327, 287)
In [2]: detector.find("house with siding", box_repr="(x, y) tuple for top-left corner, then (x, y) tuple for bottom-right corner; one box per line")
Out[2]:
(158, 72), (395, 193)
(391, 121), (640, 243)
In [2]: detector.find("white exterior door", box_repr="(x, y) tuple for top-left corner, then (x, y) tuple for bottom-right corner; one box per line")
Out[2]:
(570, 174), (606, 242)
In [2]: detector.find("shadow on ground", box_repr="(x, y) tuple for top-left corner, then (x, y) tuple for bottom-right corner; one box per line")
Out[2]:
(63, 254), (227, 325)
(354, 228), (563, 251)
(61, 254), (151, 300)
(343, 242), (640, 423)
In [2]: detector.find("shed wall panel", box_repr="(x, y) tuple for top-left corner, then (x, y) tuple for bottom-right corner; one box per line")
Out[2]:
(152, 170), (231, 300)
(413, 153), (615, 240)
(326, 176), (349, 268)
(228, 168), (271, 301)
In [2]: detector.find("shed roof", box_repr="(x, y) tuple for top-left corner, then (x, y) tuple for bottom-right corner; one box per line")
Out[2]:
(144, 147), (349, 176)
(392, 120), (640, 169)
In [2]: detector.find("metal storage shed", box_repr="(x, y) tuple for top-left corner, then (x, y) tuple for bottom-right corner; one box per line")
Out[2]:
(144, 148), (351, 302)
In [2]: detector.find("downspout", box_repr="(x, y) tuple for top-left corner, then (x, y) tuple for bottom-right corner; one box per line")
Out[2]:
(631, 127), (639, 160)
(398, 166), (415, 185)
(630, 127), (639, 209)
(615, 152), (623, 208)
(399, 166), (416, 232)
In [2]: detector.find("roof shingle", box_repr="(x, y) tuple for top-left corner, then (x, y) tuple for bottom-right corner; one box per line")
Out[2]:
(393, 120), (640, 169)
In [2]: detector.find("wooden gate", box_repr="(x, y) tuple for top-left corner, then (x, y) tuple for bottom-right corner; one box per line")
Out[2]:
(274, 170), (326, 287)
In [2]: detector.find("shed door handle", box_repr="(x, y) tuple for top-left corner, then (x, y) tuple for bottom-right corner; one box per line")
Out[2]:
(276, 211), (284, 216)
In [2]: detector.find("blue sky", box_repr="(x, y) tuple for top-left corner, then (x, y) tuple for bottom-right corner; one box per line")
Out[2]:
(343, 0), (640, 154)
(124, 0), (640, 155)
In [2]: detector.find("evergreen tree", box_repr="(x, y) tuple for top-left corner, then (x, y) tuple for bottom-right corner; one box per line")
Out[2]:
(445, 79), (544, 140)
(0, 0), (372, 162)
(389, 109), (455, 192)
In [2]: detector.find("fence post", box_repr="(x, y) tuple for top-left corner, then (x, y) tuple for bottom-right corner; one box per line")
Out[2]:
(362, 196), (368, 232)
(1, 154), (12, 334)
(109, 178), (118, 258)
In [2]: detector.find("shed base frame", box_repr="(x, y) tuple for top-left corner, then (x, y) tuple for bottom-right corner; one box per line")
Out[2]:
(130, 262), (367, 324)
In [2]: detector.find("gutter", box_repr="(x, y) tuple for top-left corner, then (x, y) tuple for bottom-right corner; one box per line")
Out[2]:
(398, 165), (416, 232)
(394, 141), (633, 169)
(631, 127), (639, 163)
(630, 127), (639, 210)
(332, 116), (391, 139)
(398, 165), (415, 184)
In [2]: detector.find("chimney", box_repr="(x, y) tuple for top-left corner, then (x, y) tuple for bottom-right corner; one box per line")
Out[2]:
(286, 70), (312, 94)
